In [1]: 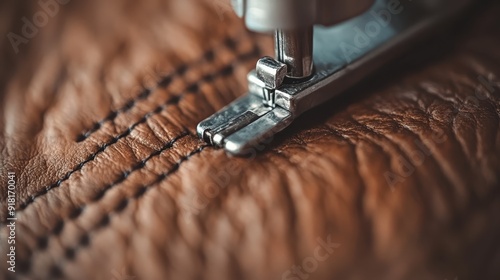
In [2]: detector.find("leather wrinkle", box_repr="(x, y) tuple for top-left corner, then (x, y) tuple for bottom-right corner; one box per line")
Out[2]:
(365, 107), (455, 191)
(10, 43), (262, 217)
(381, 81), (484, 192)
(381, 97), (474, 201)
(22, 142), (209, 276)
(365, 108), (457, 210)
(351, 141), (372, 243)
(277, 56), (500, 229)
(352, 112), (436, 210)
(435, 79), (484, 165)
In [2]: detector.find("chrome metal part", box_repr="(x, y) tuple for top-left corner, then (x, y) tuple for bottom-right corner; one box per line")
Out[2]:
(275, 28), (314, 79)
(231, 0), (375, 32)
(196, 94), (292, 154)
(256, 57), (287, 89)
(199, 0), (472, 155)
(253, 56), (288, 107)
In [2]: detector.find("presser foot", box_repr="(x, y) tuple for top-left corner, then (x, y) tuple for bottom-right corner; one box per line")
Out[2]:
(197, 56), (295, 155)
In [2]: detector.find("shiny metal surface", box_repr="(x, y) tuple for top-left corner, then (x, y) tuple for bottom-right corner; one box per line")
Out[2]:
(247, 70), (272, 108)
(223, 102), (293, 155)
(275, 28), (314, 79)
(256, 56), (288, 89)
(254, 56), (288, 107)
(199, 0), (472, 155)
(197, 94), (292, 154)
(231, 0), (375, 32)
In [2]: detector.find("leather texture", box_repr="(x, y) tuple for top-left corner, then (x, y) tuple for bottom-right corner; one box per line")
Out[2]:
(1, 0), (500, 279)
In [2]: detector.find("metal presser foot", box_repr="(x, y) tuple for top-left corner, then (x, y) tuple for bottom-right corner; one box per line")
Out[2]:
(197, 0), (472, 155)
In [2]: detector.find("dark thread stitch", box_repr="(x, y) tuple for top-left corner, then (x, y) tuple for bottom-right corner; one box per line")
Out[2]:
(123, 100), (135, 110)
(224, 37), (237, 49)
(138, 88), (151, 99)
(134, 187), (147, 199)
(32, 145), (208, 270)
(75, 35), (243, 142)
(79, 234), (90, 246)
(17, 259), (31, 274)
(36, 236), (48, 250)
(106, 110), (118, 120)
(11, 44), (261, 219)
(157, 173), (168, 181)
(65, 248), (75, 260)
(98, 215), (110, 227)
(169, 162), (180, 174)
(114, 199), (129, 213)
(114, 172), (128, 185)
(49, 265), (63, 278)
(186, 83), (200, 93)
(177, 64), (189, 75)
(204, 49), (215, 61)
(69, 206), (84, 219)
(52, 220), (64, 235)
(167, 95), (181, 105)
(128, 145), (207, 213)
(158, 76), (172, 88)
(91, 188), (107, 202)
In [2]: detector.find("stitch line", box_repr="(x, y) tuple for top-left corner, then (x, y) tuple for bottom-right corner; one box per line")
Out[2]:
(17, 130), (188, 211)
(33, 131), (191, 251)
(27, 145), (209, 276)
(90, 131), (189, 202)
(76, 36), (242, 142)
(11, 45), (260, 216)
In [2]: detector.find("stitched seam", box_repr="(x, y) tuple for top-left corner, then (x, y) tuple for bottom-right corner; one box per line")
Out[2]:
(28, 145), (209, 276)
(88, 131), (189, 202)
(12, 45), (260, 215)
(29, 132), (195, 251)
(76, 36), (243, 142)
(17, 130), (188, 211)
(29, 132), (191, 253)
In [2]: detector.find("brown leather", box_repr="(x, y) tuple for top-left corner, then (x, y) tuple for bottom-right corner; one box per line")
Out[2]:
(1, 0), (500, 279)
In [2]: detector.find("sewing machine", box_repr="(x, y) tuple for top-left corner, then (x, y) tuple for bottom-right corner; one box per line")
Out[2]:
(197, 0), (472, 155)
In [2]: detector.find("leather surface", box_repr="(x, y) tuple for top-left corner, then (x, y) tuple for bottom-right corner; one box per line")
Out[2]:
(1, 0), (500, 279)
